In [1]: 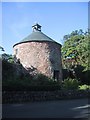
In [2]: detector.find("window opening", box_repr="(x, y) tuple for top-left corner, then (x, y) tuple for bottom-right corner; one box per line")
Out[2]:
(15, 49), (18, 55)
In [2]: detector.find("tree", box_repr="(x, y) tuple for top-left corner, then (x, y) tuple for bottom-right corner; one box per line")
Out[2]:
(61, 29), (89, 71)
(0, 46), (4, 51)
(2, 53), (14, 63)
(61, 29), (90, 84)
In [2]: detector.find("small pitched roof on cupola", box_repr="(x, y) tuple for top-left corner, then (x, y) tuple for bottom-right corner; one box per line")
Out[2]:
(13, 23), (61, 47)
(32, 23), (41, 32)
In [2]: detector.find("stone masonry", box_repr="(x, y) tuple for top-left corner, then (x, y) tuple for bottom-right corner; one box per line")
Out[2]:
(14, 41), (62, 80)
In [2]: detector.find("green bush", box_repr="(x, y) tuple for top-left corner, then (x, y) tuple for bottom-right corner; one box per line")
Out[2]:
(33, 73), (59, 86)
(2, 60), (61, 91)
(62, 78), (80, 90)
(79, 85), (90, 90)
(3, 70), (61, 91)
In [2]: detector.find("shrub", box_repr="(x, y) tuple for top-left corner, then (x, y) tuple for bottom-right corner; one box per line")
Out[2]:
(2, 60), (61, 91)
(3, 71), (61, 91)
(79, 85), (90, 90)
(62, 78), (80, 90)
(33, 73), (59, 86)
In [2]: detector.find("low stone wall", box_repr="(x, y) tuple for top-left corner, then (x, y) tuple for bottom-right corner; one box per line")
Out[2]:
(2, 90), (90, 103)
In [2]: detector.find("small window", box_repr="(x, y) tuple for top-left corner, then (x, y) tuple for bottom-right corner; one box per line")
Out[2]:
(15, 49), (18, 55)
(53, 70), (59, 81)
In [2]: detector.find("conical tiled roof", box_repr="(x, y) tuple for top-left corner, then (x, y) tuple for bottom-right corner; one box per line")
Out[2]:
(21, 31), (55, 42)
(13, 23), (61, 47)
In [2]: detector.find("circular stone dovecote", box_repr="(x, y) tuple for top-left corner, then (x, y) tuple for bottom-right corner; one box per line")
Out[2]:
(13, 23), (62, 81)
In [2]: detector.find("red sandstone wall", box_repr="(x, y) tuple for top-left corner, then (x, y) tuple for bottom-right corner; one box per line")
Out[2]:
(13, 41), (62, 80)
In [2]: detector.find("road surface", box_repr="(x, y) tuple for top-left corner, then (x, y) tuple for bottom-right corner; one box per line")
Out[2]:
(2, 98), (90, 118)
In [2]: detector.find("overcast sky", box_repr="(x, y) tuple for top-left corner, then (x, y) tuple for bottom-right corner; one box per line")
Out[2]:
(1, 2), (88, 54)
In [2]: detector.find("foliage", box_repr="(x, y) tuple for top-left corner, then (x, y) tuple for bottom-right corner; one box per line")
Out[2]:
(62, 29), (89, 70)
(0, 46), (4, 51)
(0, 45), (14, 63)
(2, 53), (14, 63)
(33, 74), (59, 86)
(2, 59), (61, 91)
(79, 85), (90, 90)
(62, 78), (80, 90)
(61, 29), (89, 84)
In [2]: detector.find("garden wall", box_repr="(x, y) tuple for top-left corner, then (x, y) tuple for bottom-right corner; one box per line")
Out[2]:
(3, 90), (90, 103)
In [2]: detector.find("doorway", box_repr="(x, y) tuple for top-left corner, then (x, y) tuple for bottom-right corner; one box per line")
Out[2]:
(53, 70), (59, 81)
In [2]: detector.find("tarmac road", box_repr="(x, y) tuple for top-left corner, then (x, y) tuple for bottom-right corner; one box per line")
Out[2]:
(2, 98), (90, 118)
